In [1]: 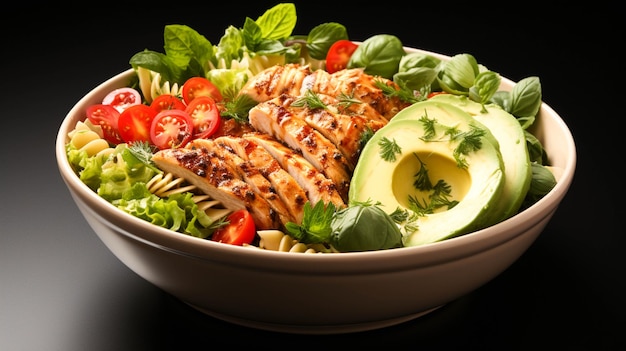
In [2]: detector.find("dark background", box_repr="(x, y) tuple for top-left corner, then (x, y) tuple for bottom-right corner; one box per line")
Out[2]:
(1, 1), (623, 349)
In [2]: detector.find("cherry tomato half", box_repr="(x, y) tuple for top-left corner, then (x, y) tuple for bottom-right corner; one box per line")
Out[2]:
(325, 40), (359, 74)
(427, 91), (449, 99)
(102, 87), (141, 113)
(211, 209), (256, 246)
(182, 76), (223, 104)
(86, 104), (123, 145)
(185, 96), (221, 139)
(117, 104), (158, 144)
(150, 94), (187, 112)
(150, 109), (194, 150)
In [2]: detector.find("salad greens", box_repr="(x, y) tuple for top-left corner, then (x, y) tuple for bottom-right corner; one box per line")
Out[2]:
(285, 200), (403, 252)
(129, 3), (349, 102)
(67, 141), (220, 238)
(67, 2), (556, 252)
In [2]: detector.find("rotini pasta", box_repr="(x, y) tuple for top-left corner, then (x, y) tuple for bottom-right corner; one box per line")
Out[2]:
(68, 121), (115, 157)
(68, 118), (330, 254)
(145, 172), (231, 222)
(246, 230), (332, 253)
(135, 66), (182, 104)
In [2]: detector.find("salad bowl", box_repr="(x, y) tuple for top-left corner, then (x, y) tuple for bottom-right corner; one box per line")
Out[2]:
(55, 48), (576, 334)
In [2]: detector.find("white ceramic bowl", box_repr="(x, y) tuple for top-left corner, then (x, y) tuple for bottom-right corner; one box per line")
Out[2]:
(55, 49), (576, 334)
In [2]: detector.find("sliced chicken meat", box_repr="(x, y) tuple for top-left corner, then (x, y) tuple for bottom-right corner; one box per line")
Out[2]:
(244, 133), (346, 209)
(268, 93), (386, 168)
(213, 135), (308, 224)
(239, 63), (410, 121)
(248, 98), (352, 201)
(239, 63), (312, 102)
(151, 143), (281, 230)
(187, 139), (296, 227)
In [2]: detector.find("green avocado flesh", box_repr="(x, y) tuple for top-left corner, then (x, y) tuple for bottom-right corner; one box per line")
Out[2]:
(428, 95), (532, 223)
(349, 101), (505, 246)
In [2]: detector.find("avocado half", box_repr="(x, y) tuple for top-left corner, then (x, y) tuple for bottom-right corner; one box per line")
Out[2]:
(428, 94), (532, 223)
(349, 101), (505, 246)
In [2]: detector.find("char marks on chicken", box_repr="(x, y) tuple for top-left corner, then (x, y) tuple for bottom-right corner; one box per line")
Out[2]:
(214, 135), (309, 224)
(151, 142), (282, 230)
(248, 97), (352, 202)
(151, 63), (411, 230)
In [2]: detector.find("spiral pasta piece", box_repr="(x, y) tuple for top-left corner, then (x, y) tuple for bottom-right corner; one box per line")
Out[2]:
(68, 121), (115, 157)
(249, 230), (329, 253)
(145, 172), (231, 221)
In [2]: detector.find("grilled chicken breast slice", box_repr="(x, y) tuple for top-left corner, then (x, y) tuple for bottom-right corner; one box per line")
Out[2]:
(213, 135), (308, 224)
(248, 99), (352, 201)
(313, 68), (411, 120)
(270, 93), (386, 168)
(239, 63), (410, 120)
(245, 133), (346, 209)
(239, 63), (312, 102)
(188, 139), (295, 227)
(151, 144), (281, 230)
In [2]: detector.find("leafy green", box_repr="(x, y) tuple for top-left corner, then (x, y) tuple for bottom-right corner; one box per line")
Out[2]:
(129, 3), (348, 103)
(347, 34), (405, 79)
(306, 22), (349, 60)
(285, 201), (336, 244)
(520, 162), (557, 210)
(97, 145), (158, 202)
(330, 200), (403, 252)
(113, 192), (219, 238)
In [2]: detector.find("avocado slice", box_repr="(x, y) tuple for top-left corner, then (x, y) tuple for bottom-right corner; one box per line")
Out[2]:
(349, 103), (505, 246)
(428, 94), (532, 223)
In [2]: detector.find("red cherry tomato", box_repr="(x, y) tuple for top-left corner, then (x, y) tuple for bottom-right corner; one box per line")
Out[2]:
(185, 96), (221, 139)
(427, 91), (449, 99)
(325, 40), (359, 74)
(85, 104), (123, 145)
(150, 94), (187, 112)
(117, 104), (158, 144)
(211, 209), (256, 246)
(149, 109), (194, 150)
(182, 76), (223, 104)
(102, 87), (141, 112)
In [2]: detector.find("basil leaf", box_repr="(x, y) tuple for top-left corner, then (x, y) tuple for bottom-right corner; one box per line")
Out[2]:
(469, 70), (501, 105)
(509, 76), (542, 118)
(306, 22), (349, 60)
(347, 34), (405, 79)
(129, 50), (183, 84)
(439, 53), (480, 92)
(255, 2), (296, 40)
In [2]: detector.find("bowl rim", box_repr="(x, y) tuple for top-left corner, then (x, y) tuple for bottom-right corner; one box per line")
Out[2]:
(55, 48), (577, 271)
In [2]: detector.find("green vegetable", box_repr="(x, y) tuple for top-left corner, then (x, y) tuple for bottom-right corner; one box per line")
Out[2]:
(129, 3), (349, 102)
(347, 34), (405, 79)
(97, 144), (157, 202)
(393, 52), (441, 93)
(330, 201), (403, 252)
(285, 201), (336, 244)
(113, 192), (219, 238)
(284, 200), (403, 252)
(521, 162), (557, 209)
(436, 53), (501, 106)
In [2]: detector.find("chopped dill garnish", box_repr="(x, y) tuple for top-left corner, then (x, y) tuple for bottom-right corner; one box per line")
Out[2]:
(418, 114), (437, 140)
(378, 137), (402, 162)
(359, 125), (375, 149)
(412, 153), (433, 191)
(221, 94), (258, 123)
(291, 89), (327, 110)
(335, 92), (363, 109)
(128, 141), (161, 173)
(374, 79), (422, 104)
